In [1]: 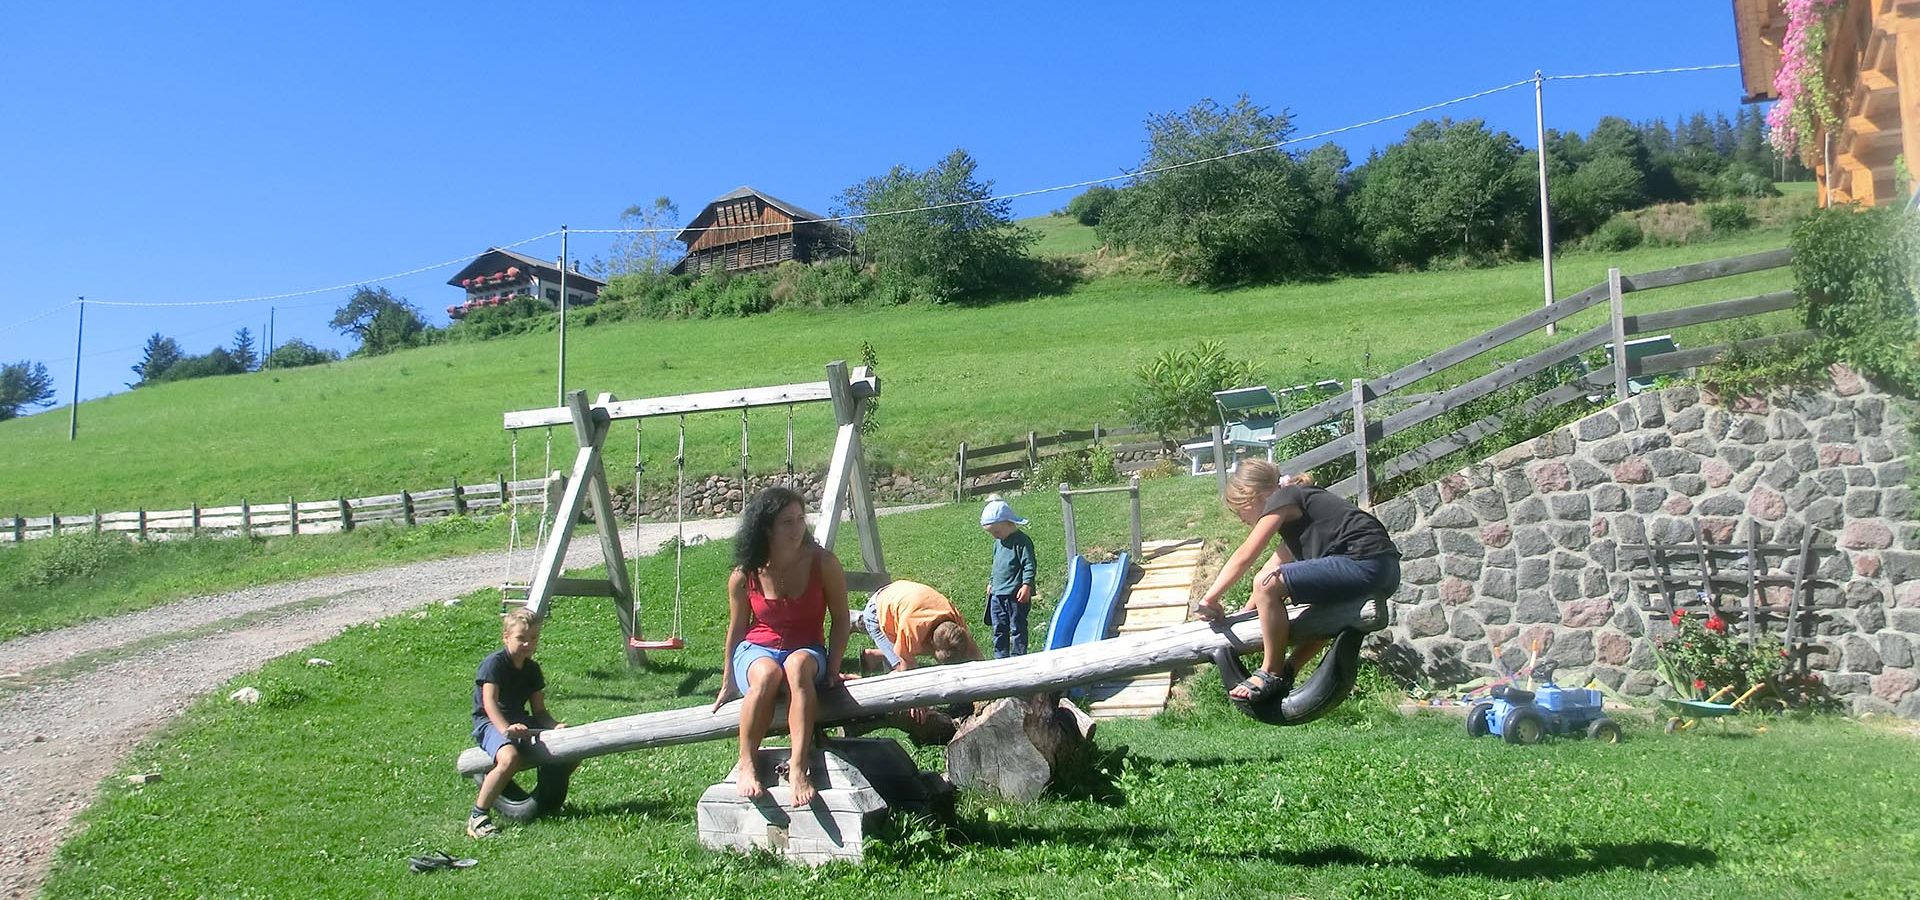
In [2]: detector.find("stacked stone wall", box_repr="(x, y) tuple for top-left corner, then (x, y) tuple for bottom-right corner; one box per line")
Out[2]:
(1372, 366), (1918, 717)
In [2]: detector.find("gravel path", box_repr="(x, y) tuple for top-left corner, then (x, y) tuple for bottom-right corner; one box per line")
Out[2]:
(0, 513), (771, 899)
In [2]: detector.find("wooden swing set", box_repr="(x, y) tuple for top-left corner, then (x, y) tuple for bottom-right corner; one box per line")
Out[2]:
(497, 361), (889, 666)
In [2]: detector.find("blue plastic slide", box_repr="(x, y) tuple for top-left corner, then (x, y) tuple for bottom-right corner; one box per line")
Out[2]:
(1042, 552), (1133, 651)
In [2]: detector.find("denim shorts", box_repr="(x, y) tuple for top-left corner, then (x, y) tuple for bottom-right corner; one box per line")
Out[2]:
(731, 641), (829, 694)
(1277, 555), (1402, 606)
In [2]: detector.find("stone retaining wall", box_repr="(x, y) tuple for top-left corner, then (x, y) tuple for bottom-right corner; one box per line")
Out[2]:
(1371, 365), (1919, 717)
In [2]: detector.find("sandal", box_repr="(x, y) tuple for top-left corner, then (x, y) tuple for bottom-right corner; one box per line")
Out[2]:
(409, 850), (479, 872)
(1231, 667), (1294, 703)
(464, 811), (498, 839)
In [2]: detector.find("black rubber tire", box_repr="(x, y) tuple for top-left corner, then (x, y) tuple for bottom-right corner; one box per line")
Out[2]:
(1587, 717), (1624, 744)
(1213, 628), (1365, 726)
(474, 762), (575, 823)
(1465, 701), (1495, 738)
(1665, 716), (1683, 734)
(1503, 707), (1548, 745)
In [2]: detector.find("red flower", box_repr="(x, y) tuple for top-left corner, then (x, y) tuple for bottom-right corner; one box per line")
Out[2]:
(1705, 615), (1728, 634)
(1670, 611), (1685, 626)
(1692, 678), (1707, 693)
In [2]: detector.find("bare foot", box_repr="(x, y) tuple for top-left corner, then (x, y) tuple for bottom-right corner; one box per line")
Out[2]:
(734, 761), (766, 800)
(788, 762), (816, 808)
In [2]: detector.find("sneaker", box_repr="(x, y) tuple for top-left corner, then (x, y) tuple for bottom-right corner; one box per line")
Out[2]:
(465, 811), (497, 839)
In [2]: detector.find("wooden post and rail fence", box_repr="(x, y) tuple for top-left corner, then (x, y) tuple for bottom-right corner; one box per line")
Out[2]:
(3, 476), (554, 545)
(953, 247), (1806, 508)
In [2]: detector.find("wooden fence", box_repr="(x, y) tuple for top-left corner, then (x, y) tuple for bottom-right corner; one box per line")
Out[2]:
(1269, 248), (1803, 508)
(954, 424), (1158, 499)
(3, 476), (551, 544)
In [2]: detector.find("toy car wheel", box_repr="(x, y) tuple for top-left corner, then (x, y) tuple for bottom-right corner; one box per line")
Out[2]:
(1587, 717), (1623, 744)
(1465, 701), (1494, 738)
(1664, 716), (1683, 735)
(1502, 707), (1547, 745)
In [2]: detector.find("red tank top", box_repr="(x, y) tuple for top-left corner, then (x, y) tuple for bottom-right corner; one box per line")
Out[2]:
(742, 551), (826, 650)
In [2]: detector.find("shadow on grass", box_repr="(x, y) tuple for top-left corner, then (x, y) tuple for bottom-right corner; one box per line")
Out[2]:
(949, 820), (1170, 849)
(547, 796), (683, 822)
(1234, 840), (1716, 880)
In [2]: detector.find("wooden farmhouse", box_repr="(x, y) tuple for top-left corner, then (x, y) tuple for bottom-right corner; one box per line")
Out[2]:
(446, 248), (607, 320)
(671, 186), (850, 277)
(1734, 0), (1920, 206)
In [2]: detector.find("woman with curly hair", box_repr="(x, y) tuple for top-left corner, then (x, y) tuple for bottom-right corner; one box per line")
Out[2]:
(712, 485), (852, 807)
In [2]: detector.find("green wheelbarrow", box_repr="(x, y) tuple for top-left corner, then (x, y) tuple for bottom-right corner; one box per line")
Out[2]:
(1661, 683), (1767, 734)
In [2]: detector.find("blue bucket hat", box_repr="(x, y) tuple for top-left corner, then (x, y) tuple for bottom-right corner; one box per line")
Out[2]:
(979, 498), (1028, 527)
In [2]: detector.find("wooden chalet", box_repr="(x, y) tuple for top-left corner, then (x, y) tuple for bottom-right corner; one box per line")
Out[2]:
(1735, 0), (1920, 206)
(446, 248), (607, 320)
(671, 186), (850, 276)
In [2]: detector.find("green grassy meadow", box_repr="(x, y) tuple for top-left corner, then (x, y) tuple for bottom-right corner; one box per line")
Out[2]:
(0, 219), (1798, 517)
(43, 477), (1920, 898)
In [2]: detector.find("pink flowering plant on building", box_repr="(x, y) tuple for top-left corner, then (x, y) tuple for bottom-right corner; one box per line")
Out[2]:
(1653, 608), (1787, 699)
(1767, 0), (1845, 156)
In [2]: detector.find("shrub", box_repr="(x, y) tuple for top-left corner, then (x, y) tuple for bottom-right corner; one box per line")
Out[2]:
(1585, 216), (1644, 252)
(1793, 205), (1919, 393)
(13, 532), (134, 587)
(262, 339), (340, 369)
(1704, 202), (1753, 233)
(1066, 186), (1119, 226)
(1123, 341), (1258, 442)
(1022, 445), (1122, 493)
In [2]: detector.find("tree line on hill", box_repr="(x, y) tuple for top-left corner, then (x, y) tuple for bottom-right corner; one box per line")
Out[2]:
(1079, 98), (1804, 285)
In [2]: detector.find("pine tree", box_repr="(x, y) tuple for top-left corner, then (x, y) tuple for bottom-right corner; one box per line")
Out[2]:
(131, 333), (183, 386)
(230, 328), (258, 372)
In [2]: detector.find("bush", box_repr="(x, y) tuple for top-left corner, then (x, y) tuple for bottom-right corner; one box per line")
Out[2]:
(1704, 202), (1753, 233)
(1585, 216), (1645, 252)
(262, 339), (340, 369)
(1123, 341), (1258, 441)
(1793, 205), (1920, 393)
(1065, 186), (1119, 226)
(1022, 445), (1122, 493)
(11, 532), (134, 587)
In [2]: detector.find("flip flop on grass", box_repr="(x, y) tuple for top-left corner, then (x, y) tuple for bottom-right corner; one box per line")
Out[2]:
(407, 850), (478, 873)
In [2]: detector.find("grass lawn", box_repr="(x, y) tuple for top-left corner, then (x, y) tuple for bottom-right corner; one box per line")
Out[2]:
(43, 478), (1920, 898)
(0, 220), (1799, 515)
(0, 514), (514, 642)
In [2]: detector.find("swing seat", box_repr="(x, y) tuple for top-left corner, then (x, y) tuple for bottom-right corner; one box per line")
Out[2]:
(629, 636), (687, 651)
(499, 584), (531, 605)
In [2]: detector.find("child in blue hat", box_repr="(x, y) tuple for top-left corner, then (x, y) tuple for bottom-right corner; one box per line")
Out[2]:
(979, 496), (1038, 658)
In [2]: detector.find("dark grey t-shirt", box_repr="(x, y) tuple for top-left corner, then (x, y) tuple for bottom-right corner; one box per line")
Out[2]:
(1261, 485), (1399, 561)
(472, 648), (544, 731)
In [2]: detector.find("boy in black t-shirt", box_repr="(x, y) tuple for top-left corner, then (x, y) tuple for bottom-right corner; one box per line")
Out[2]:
(1192, 461), (1402, 702)
(467, 608), (564, 837)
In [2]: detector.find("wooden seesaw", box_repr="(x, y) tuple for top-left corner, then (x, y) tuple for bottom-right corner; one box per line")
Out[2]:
(455, 596), (1388, 862)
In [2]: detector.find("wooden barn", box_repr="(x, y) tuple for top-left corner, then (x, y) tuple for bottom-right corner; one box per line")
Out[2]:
(1734, 0), (1920, 206)
(672, 186), (850, 276)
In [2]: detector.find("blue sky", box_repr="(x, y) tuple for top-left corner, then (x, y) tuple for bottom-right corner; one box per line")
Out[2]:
(0, 2), (1755, 404)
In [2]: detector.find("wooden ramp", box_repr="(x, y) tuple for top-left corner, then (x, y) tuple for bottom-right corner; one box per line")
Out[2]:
(1084, 538), (1206, 720)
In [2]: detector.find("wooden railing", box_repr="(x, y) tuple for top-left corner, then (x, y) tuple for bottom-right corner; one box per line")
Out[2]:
(1270, 248), (1804, 506)
(3, 476), (551, 544)
(954, 424), (1157, 499)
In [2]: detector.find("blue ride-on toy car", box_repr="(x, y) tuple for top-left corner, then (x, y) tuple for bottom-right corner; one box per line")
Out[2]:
(1464, 664), (1623, 745)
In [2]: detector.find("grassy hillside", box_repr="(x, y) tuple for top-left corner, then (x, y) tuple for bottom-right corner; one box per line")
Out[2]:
(0, 225), (1798, 513)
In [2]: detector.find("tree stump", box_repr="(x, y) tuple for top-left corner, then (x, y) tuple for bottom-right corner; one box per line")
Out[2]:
(944, 694), (1096, 802)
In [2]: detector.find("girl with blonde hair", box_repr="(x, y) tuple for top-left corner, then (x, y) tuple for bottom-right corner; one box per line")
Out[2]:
(1192, 460), (1402, 702)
